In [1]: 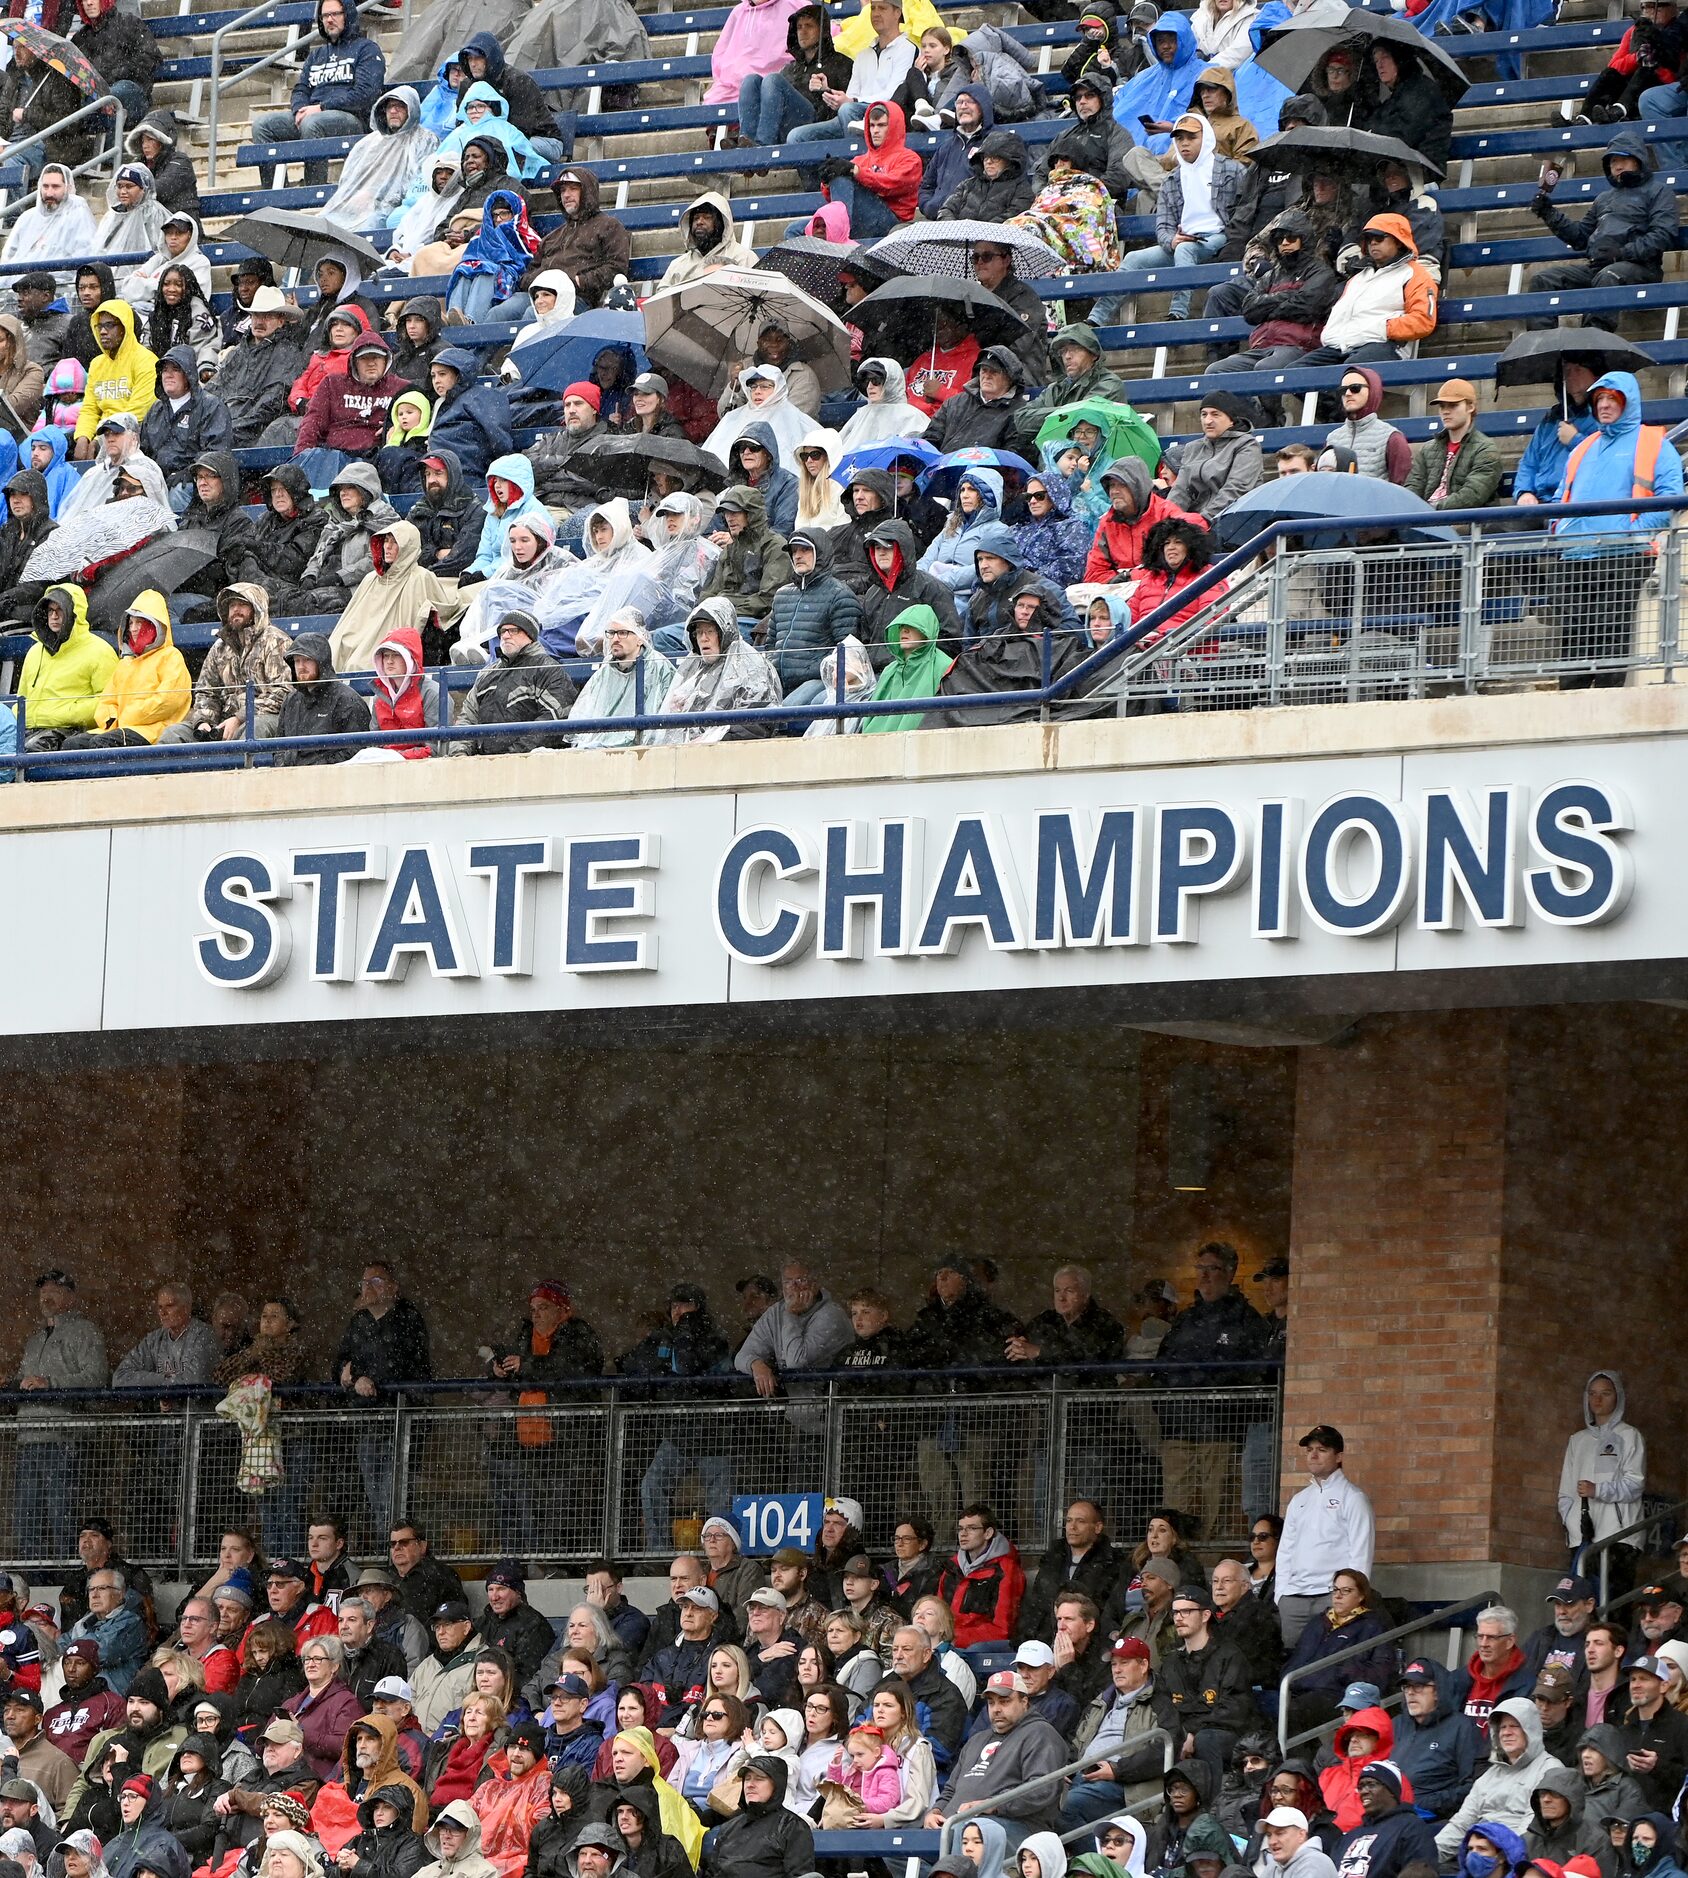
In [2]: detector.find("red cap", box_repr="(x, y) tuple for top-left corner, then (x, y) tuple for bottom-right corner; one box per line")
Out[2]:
(563, 381), (602, 413)
(1111, 1636), (1152, 1661)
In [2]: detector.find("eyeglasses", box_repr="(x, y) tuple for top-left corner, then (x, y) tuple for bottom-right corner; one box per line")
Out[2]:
(1026, 488), (1050, 501)
(1251, 1530), (1274, 1542)
(798, 448), (828, 461)
(701, 1710), (728, 1721)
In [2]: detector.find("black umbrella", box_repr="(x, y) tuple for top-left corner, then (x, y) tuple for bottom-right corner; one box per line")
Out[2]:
(84, 529), (220, 635)
(571, 434), (730, 499)
(226, 208), (386, 276)
(1249, 125), (1444, 181)
(1257, 10), (1470, 105)
(851, 277), (1029, 364)
(1494, 327), (1655, 390)
(757, 237), (891, 313)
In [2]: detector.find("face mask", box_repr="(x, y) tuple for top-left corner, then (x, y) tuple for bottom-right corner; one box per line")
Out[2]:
(1465, 1856), (1498, 1877)
(1614, 168), (1646, 187)
(1634, 1847), (1658, 1870)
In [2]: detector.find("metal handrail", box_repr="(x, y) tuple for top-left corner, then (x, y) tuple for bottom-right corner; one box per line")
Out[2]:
(937, 1729), (1175, 1854)
(1277, 1591), (1497, 1753)
(206, 0), (391, 187)
(0, 90), (126, 223)
(1582, 1495), (1688, 1611)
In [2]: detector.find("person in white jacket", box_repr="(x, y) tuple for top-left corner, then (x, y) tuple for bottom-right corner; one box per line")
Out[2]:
(1434, 1697), (1564, 1861)
(1558, 1370), (1645, 1589)
(1275, 1425), (1376, 1649)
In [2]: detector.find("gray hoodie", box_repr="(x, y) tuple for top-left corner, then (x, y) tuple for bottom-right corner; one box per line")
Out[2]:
(937, 1710), (1070, 1829)
(1435, 1697), (1564, 1859)
(416, 1802), (498, 1878)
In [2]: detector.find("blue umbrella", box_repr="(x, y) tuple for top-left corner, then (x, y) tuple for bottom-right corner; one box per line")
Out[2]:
(924, 445), (1039, 496)
(517, 310), (648, 396)
(1212, 471), (1456, 548)
(834, 436), (945, 485)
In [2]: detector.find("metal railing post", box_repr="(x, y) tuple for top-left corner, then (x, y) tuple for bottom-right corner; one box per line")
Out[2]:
(602, 1384), (624, 1560)
(177, 1398), (198, 1579)
(1582, 1496), (1688, 1613)
(1659, 527), (1682, 682)
(1264, 552), (1289, 707)
(390, 1390), (408, 1525)
(1458, 528), (1486, 692)
(823, 1378), (843, 1505)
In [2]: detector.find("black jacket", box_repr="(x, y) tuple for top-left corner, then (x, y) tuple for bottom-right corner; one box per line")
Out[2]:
(1621, 1702), (1688, 1810)
(612, 1783), (693, 1878)
(700, 1760), (813, 1878)
(341, 1786), (429, 1878)
(177, 449), (256, 594)
(78, 10), (162, 94)
(335, 1297), (432, 1398)
(1156, 1288), (1267, 1441)
(458, 30), (557, 141)
(924, 381), (1025, 455)
(777, 3), (852, 102)
(457, 640), (578, 754)
(0, 468), (54, 596)
(938, 128), (1035, 222)
(139, 343), (234, 489)
(390, 296), (443, 389)
(236, 465), (328, 590)
(409, 447), (486, 580)
(343, 1634), (412, 1705)
(1213, 1591), (1285, 1690)
(393, 1553), (465, 1628)
(217, 322), (313, 445)
(477, 1600), (556, 1688)
(126, 110), (199, 215)
(1361, 51), (1452, 170)
(1535, 127), (1679, 279)
(903, 1656), (969, 1770)
(1159, 1633), (1260, 1738)
(647, 1634), (712, 1725)
(908, 1276), (1020, 1370)
(1018, 1535), (1125, 1644)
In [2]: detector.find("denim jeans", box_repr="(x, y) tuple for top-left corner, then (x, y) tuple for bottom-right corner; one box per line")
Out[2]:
(1061, 1777), (1130, 1831)
(640, 1438), (735, 1549)
(446, 271), (498, 323)
(1094, 230), (1227, 323)
(1641, 81), (1688, 168)
(250, 106), (368, 185)
(1241, 1418), (1279, 1525)
(737, 71), (816, 146)
(16, 1440), (78, 1561)
(786, 96), (868, 144)
(108, 80), (150, 142)
(803, 176), (898, 238)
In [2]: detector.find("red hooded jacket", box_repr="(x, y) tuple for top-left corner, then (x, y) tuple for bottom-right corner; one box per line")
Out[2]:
(288, 303), (374, 412)
(1320, 1707), (1416, 1833)
(371, 623), (432, 760)
(847, 101), (923, 223)
(1083, 463), (1208, 583)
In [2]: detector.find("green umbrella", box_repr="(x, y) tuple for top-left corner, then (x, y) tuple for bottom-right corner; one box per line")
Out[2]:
(1035, 397), (1161, 476)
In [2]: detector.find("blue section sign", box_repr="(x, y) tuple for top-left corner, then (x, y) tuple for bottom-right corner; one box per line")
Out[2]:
(732, 1492), (825, 1556)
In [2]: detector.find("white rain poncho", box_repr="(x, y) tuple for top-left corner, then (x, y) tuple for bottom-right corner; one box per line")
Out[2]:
(652, 595), (783, 744)
(803, 634), (873, 736)
(93, 163), (167, 269)
(794, 426), (848, 529)
(0, 164), (98, 275)
(324, 86), (439, 230)
(504, 270), (579, 377)
(24, 456), (175, 583)
(387, 150), (463, 261)
(537, 498), (665, 659)
(120, 210), (212, 317)
(837, 357), (931, 450)
(567, 607), (677, 747)
(645, 491), (720, 629)
(56, 428), (161, 522)
(452, 510), (576, 664)
(703, 363), (811, 473)
(504, 0), (651, 102)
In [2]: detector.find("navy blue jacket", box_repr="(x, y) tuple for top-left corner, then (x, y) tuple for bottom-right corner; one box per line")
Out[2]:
(292, 2), (386, 121)
(425, 348), (514, 481)
(1333, 1802), (1441, 1878)
(1388, 1664), (1483, 1822)
(918, 83), (993, 215)
(763, 528), (862, 688)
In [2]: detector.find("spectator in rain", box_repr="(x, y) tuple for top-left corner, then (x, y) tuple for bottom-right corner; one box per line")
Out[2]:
(1406, 379), (1504, 510)
(1275, 1425), (1374, 1649)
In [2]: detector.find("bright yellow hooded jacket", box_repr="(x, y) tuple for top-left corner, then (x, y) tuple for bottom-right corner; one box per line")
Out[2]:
(76, 297), (158, 441)
(94, 589), (192, 740)
(17, 583), (118, 731)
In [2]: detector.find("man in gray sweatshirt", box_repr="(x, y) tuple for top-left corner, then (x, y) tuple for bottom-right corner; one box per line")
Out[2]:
(926, 1671), (1070, 1853)
(13, 1270), (108, 1562)
(733, 1261), (853, 1483)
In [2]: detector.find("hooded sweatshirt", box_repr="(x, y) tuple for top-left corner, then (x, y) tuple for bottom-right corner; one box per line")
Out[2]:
(273, 631), (371, 763)
(76, 298), (157, 441)
(1576, 1728), (1648, 1837)
(468, 453), (551, 580)
(417, 1801), (499, 1878)
(1389, 1665), (1483, 1823)
(1323, 366), (1412, 484)
(1557, 1372), (1646, 1547)
(845, 100), (923, 221)
(88, 590), (189, 741)
(20, 583), (117, 730)
(1436, 1700), (1565, 1859)
(292, 0), (386, 120)
(297, 334), (410, 457)
(1319, 213), (1437, 354)
(1320, 1713), (1415, 1835)
(657, 191), (758, 290)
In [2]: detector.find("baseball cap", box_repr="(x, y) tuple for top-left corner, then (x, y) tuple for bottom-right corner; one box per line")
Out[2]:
(840, 1554), (874, 1579)
(1630, 1653), (1669, 1679)
(35, 1270), (74, 1289)
(1254, 1256), (1290, 1281)
(262, 1718), (304, 1745)
(771, 1548), (808, 1570)
(1400, 1660), (1438, 1685)
(717, 492), (748, 513)
(680, 1586), (721, 1611)
(1015, 1641), (1056, 1668)
(985, 1670), (1028, 1696)
(1535, 1663), (1576, 1701)
(1263, 1808), (1309, 1831)
(372, 1677), (414, 1703)
(1, 1690), (41, 1713)
(1299, 1424), (1344, 1450)
(0, 1782), (33, 1804)
(266, 1559), (307, 1582)
(95, 413), (140, 437)
(1111, 1636), (1151, 1662)
(746, 1588), (787, 1611)
(546, 1673), (591, 1699)
(1432, 377), (1478, 407)
(431, 1600), (472, 1625)
(1340, 1681), (1382, 1710)
(1138, 1278), (1178, 1306)
(1639, 1584), (1682, 1607)
(1172, 1585), (1216, 1613)
(632, 372), (668, 397)
(1548, 1575), (1596, 1602)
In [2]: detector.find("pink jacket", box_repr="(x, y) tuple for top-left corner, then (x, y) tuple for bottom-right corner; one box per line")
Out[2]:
(828, 1745), (903, 1814)
(704, 0), (806, 101)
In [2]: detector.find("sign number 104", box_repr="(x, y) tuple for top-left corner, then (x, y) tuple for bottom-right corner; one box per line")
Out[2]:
(732, 1493), (824, 1555)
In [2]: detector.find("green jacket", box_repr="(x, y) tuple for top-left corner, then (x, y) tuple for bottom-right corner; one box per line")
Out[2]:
(699, 484), (793, 621)
(1405, 426), (1504, 510)
(19, 584), (118, 732)
(864, 604), (954, 733)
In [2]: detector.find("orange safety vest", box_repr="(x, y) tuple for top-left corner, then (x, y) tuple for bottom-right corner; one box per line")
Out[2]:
(1562, 423), (1665, 523)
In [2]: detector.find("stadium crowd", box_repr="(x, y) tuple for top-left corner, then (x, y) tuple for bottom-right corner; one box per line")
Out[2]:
(0, 0), (1681, 755)
(0, 1252), (1666, 1878)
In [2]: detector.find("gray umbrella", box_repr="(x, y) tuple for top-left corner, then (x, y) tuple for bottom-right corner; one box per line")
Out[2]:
(225, 208), (387, 276)
(641, 266), (852, 398)
(866, 220), (1067, 281)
